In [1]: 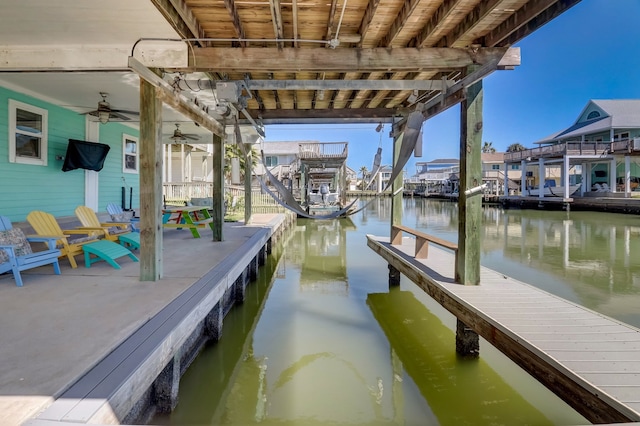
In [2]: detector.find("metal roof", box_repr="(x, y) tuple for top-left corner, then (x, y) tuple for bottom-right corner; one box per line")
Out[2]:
(535, 99), (640, 144)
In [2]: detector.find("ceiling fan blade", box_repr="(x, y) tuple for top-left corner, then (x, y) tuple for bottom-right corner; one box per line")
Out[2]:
(111, 108), (140, 116)
(184, 134), (200, 140)
(108, 111), (134, 121)
(81, 110), (100, 116)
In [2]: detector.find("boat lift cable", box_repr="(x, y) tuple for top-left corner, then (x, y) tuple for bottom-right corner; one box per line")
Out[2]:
(232, 110), (422, 219)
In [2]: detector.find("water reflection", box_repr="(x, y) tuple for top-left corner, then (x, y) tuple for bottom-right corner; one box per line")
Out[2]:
(293, 218), (355, 293)
(367, 289), (551, 425)
(154, 198), (637, 425)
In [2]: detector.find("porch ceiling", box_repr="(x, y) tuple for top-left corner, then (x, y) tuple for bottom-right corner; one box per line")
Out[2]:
(0, 0), (582, 134)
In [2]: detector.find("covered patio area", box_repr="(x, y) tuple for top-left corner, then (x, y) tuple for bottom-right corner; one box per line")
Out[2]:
(0, 213), (293, 426)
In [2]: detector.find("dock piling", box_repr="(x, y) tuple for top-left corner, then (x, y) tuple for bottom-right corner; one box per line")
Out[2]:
(455, 319), (479, 357)
(388, 264), (400, 287)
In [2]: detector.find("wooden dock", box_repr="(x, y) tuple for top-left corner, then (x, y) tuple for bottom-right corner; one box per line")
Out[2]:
(367, 234), (640, 424)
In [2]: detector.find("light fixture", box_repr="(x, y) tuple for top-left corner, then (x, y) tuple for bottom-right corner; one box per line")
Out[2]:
(98, 111), (110, 124)
(407, 89), (419, 104)
(375, 122), (383, 132)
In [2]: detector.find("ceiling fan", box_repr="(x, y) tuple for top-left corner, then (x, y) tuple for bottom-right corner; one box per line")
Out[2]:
(82, 92), (138, 124)
(169, 124), (200, 142)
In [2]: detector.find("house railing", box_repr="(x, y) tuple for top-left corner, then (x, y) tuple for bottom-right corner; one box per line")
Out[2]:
(504, 141), (615, 162)
(164, 183), (285, 213)
(298, 142), (348, 159)
(163, 182), (213, 203)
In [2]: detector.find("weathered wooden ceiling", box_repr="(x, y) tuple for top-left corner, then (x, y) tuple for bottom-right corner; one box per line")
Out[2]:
(145, 0), (580, 124)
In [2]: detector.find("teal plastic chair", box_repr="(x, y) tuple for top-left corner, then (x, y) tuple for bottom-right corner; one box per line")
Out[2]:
(0, 216), (61, 287)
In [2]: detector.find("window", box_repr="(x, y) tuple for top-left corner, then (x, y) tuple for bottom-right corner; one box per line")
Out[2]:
(491, 164), (500, 170)
(265, 156), (278, 167)
(123, 134), (138, 173)
(510, 164), (520, 170)
(9, 100), (48, 166)
(614, 132), (630, 141)
(587, 111), (601, 120)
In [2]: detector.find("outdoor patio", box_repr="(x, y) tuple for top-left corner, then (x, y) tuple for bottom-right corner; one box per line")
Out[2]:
(0, 213), (288, 426)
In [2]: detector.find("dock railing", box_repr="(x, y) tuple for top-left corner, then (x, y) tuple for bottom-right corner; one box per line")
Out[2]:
(390, 224), (458, 281)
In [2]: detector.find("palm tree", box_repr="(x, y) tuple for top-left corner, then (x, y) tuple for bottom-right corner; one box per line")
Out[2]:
(506, 142), (527, 152)
(359, 166), (368, 191)
(224, 143), (258, 182)
(482, 141), (496, 153)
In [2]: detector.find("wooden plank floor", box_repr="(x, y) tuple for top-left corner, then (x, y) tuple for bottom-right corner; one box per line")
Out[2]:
(367, 234), (640, 424)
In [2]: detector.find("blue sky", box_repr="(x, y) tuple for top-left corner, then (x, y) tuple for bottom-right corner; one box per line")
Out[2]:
(264, 0), (640, 175)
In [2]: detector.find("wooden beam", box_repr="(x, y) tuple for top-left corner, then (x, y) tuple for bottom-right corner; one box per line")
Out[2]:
(128, 57), (225, 136)
(420, 57), (503, 120)
(484, 0), (582, 47)
(211, 132), (224, 242)
(269, 0), (284, 48)
(199, 79), (450, 91)
(358, 0), (382, 47)
(224, 0), (247, 46)
(410, 0), (460, 47)
(150, 0), (205, 42)
(242, 107), (408, 124)
(434, 0), (503, 48)
(139, 78), (164, 281)
(380, 0), (422, 47)
(292, 0), (299, 47)
(325, 0), (339, 43)
(174, 47), (520, 72)
(456, 65), (483, 286)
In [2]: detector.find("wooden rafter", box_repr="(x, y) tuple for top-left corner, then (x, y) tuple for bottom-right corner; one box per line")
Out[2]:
(325, 0), (340, 43)
(436, 0), (506, 48)
(244, 72), (265, 112)
(292, 0), (299, 47)
(409, 0), (462, 48)
(269, 0), (284, 48)
(357, 0), (382, 47)
(484, 0), (581, 47)
(150, 0), (206, 42)
(379, 0), (423, 47)
(268, 73), (282, 109)
(224, 0), (247, 46)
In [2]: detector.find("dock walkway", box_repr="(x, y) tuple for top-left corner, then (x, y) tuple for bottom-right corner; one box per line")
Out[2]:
(0, 214), (291, 426)
(367, 234), (640, 424)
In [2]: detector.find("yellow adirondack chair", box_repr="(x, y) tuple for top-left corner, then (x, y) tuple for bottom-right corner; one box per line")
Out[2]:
(74, 206), (131, 243)
(26, 210), (99, 268)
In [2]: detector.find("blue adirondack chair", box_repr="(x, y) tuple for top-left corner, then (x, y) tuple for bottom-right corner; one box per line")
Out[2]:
(106, 203), (139, 232)
(0, 215), (61, 287)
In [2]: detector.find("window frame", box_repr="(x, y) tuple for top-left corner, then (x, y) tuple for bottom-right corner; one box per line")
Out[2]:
(614, 132), (630, 141)
(122, 134), (139, 174)
(8, 99), (48, 166)
(265, 156), (278, 167)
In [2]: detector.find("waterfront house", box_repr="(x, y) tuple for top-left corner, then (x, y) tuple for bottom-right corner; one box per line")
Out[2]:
(505, 99), (640, 197)
(414, 159), (459, 194)
(410, 155), (522, 196)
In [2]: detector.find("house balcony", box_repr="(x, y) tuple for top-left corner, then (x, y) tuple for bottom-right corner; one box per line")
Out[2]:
(298, 142), (348, 162)
(504, 139), (640, 163)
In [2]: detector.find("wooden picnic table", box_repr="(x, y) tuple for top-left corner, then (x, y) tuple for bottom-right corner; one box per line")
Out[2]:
(162, 205), (213, 238)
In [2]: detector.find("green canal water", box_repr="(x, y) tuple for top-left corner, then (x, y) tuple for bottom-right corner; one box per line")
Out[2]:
(153, 198), (640, 425)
